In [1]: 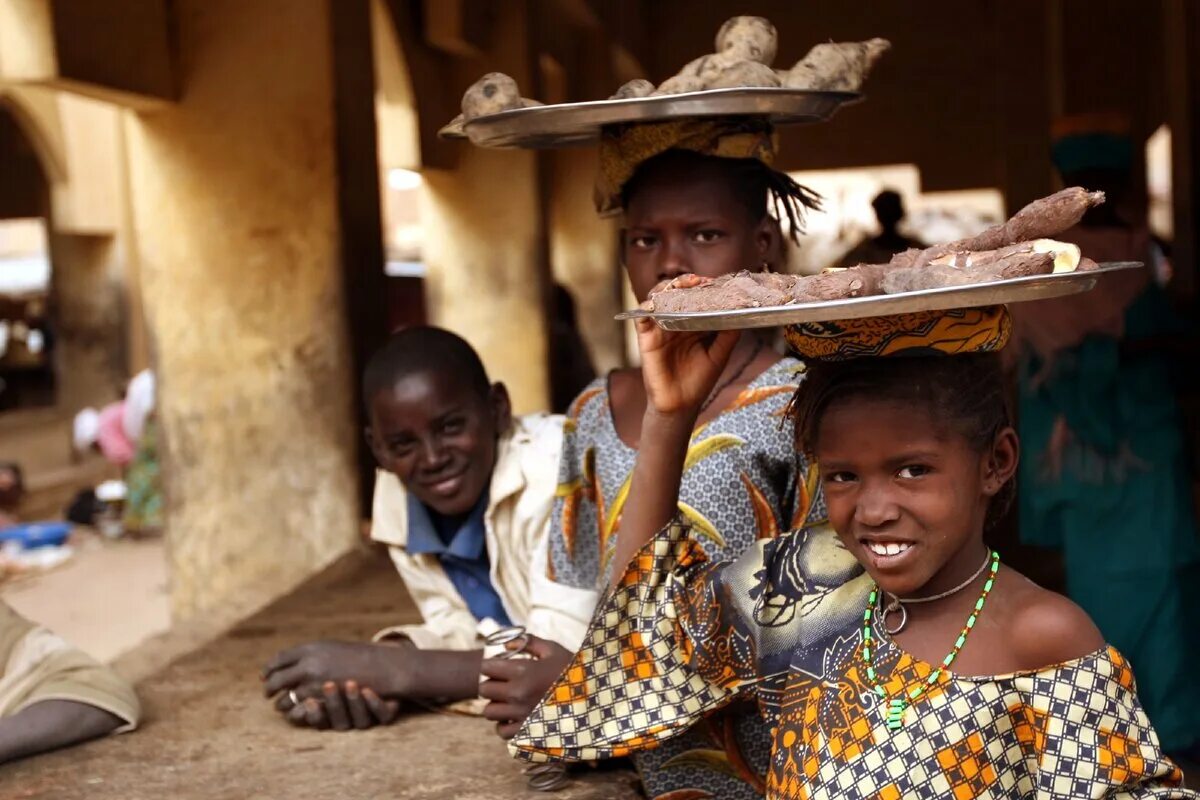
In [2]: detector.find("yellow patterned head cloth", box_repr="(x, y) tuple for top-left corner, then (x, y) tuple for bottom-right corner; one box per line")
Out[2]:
(594, 118), (777, 215)
(783, 306), (1012, 362)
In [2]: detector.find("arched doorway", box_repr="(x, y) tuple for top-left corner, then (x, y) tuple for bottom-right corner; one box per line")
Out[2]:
(0, 101), (55, 414)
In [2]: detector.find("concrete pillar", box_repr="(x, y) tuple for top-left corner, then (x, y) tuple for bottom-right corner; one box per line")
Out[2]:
(124, 0), (359, 618)
(47, 232), (125, 410)
(420, 0), (551, 413)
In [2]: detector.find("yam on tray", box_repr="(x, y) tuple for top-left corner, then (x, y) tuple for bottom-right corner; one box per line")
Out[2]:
(889, 188), (1103, 269)
(881, 252), (1055, 294)
(645, 271), (796, 313)
(641, 188), (1107, 315)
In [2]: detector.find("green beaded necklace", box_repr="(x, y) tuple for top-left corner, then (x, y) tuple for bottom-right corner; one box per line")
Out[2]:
(861, 550), (1000, 730)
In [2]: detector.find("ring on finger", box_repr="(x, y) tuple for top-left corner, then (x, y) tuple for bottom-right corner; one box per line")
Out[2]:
(288, 689), (302, 708)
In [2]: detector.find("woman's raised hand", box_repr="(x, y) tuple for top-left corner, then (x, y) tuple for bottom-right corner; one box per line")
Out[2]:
(635, 318), (739, 418)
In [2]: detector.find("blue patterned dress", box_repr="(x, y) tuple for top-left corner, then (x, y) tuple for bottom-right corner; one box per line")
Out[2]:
(546, 357), (821, 799)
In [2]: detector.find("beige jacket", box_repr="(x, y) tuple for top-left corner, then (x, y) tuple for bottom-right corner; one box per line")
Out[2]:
(370, 414), (593, 652)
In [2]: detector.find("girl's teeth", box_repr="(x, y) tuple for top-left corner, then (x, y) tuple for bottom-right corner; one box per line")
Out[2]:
(868, 542), (911, 557)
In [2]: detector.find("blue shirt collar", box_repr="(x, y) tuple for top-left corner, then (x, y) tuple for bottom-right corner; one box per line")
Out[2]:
(404, 491), (488, 561)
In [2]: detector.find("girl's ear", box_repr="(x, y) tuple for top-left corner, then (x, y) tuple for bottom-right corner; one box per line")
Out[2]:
(982, 426), (1020, 497)
(754, 216), (781, 269)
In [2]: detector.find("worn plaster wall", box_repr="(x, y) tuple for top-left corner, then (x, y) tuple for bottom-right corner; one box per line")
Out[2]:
(124, 0), (359, 618)
(420, 1), (550, 413)
(48, 232), (125, 410)
(548, 147), (624, 373)
(49, 94), (132, 410)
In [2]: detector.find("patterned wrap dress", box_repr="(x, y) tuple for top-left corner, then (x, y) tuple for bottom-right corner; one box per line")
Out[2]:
(517, 521), (1193, 799)
(546, 358), (819, 799)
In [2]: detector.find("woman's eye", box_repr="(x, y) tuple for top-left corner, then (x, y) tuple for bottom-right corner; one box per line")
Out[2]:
(442, 419), (465, 435)
(389, 439), (416, 455)
(897, 465), (931, 479)
(629, 235), (657, 249)
(823, 471), (856, 484)
(693, 230), (724, 244)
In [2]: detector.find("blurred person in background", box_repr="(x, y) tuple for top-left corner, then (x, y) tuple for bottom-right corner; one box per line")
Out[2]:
(548, 284), (596, 415)
(837, 188), (926, 266)
(0, 463), (22, 529)
(72, 370), (162, 536)
(1012, 112), (1200, 760)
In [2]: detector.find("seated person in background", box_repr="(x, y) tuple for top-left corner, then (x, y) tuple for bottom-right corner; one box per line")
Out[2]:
(262, 327), (590, 730)
(0, 462), (22, 528)
(548, 284), (597, 415)
(837, 189), (926, 267)
(0, 600), (140, 763)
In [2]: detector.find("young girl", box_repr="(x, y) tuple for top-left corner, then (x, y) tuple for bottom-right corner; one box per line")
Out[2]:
(511, 305), (1192, 798)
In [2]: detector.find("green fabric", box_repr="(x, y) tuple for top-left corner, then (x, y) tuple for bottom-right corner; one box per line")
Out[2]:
(1019, 285), (1200, 751)
(123, 417), (162, 533)
(1050, 132), (1134, 175)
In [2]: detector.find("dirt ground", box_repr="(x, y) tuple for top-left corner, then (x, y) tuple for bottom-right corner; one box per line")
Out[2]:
(0, 546), (643, 800)
(2, 531), (170, 663)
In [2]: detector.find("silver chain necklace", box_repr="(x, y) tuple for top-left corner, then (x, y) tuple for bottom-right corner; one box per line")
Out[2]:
(880, 549), (994, 635)
(700, 337), (764, 414)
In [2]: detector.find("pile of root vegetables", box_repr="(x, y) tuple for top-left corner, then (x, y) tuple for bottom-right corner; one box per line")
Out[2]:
(644, 188), (1106, 314)
(443, 16), (889, 135)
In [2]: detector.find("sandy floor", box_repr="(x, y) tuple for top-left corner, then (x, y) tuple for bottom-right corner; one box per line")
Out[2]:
(1, 531), (171, 663)
(0, 548), (643, 800)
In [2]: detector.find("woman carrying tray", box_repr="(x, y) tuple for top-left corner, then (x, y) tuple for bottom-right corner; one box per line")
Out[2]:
(493, 119), (825, 799)
(510, 299), (1194, 799)
(450, 17), (889, 795)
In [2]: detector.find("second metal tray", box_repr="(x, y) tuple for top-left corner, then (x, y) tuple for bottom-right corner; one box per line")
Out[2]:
(450, 88), (862, 149)
(616, 262), (1143, 331)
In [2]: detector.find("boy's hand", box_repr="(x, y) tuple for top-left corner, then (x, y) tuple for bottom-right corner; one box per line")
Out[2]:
(635, 319), (739, 418)
(262, 640), (414, 700)
(278, 681), (401, 731)
(478, 635), (573, 739)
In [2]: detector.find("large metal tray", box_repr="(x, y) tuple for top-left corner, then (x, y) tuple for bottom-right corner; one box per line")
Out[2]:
(616, 262), (1143, 331)
(447, 88), (862, 149)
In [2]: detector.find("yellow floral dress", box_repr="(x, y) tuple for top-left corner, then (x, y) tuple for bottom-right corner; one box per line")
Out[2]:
(517, 522), (1192, 799)
(546, 358), (819, 799)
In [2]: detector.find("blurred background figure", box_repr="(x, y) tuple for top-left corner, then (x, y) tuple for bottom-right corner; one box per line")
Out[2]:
(70, 370), (161, 538)
(837, 189), (926, 266)
(548, 284), (596, 414)
(0, 463), (22, 529)
(1013, 112), (1200, 759)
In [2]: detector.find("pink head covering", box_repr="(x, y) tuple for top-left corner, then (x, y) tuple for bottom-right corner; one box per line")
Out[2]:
(96, 402), (135, 466)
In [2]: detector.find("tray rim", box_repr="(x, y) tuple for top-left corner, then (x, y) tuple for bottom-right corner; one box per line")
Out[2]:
(616, 262), (1143, 331)
(448, 87), (864, 148)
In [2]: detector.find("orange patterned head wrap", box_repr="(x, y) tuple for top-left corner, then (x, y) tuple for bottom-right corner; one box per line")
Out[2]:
(594, 118), (777, 216)
(783, 306), (1012, 362)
